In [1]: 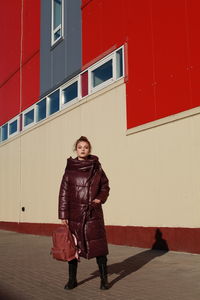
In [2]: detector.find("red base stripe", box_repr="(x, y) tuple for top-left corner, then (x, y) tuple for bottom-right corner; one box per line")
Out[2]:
(0, 222), (59, 236)
(1, 222), (200, 254)
(106, 226), (200, 254)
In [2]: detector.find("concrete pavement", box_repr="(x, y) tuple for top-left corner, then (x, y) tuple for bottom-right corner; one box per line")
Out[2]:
(0, 229), (200, 300)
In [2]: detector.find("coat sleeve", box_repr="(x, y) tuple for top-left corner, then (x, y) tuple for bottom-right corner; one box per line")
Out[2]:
(58, 170), (70, 219)
(95, 169), (110, 204)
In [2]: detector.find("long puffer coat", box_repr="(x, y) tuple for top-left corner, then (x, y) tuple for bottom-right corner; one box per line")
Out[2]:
(58, 154), (110, 259)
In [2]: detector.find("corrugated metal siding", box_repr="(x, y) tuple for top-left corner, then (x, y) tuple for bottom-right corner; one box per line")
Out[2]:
(82, 0), (200, 129)
(40, 0), (82, 97)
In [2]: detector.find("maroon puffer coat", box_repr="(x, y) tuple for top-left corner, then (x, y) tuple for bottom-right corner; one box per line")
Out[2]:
(58, 154), (110, 259)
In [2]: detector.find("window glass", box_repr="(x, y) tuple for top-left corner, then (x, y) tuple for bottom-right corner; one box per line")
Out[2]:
(116, 48), (123, 78)
(24, 109), (34, 127)
(36, 99), (46, 122)
(2, 123), (8, 141)
(49, 90), (60, 115)
(63, 82), (78, 104)
(54, 0), (62, 29)
(54, 29), (61, 41)
(9, 120), (18, 135)
(92, 59), (113, 88)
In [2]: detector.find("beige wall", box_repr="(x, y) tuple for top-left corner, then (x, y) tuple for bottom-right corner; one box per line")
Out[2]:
(0, 79), (200, 228)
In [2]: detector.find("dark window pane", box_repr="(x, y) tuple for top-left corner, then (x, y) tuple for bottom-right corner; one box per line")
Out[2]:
(24, 110), (34, 127)
(2, 124), (8, 141)
(54, 29), (61, 41)
(116, 48), (123, 78)
(49, 90), (60, 115)
(54, 0), (62, 29)
(92, 60), (113, 88)
(9, 120), (18, 135)
(36, 99), (46, 122)
(63, 82), (78, 104)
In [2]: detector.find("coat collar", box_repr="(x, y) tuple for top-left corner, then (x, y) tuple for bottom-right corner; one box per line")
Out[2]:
(66, 154), (100, 172)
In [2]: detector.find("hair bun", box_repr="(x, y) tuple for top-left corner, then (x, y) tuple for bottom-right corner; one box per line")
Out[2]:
(79, 136), (88, 141)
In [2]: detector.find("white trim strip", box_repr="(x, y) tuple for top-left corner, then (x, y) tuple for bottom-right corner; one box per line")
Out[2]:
(126, 106), (200, 135)
(0, 45), (125, 144)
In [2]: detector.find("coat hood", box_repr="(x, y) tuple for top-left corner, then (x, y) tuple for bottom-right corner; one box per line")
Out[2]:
(66, 154), (101, 172)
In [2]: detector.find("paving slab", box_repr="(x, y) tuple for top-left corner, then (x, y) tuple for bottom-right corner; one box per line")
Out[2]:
(0, 230), (200, 300)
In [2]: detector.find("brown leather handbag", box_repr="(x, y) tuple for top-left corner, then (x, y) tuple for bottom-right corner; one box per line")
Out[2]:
(51, 225), (77, 261)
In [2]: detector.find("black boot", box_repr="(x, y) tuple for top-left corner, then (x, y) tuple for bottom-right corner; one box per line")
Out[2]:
(64, 259), (78, 290)
(96, 256), (109, 290)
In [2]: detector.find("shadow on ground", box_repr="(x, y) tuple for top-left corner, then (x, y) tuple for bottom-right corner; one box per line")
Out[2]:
(0, 289), (22, 300)
(78, 228), (169, 288)
(78, 249), (168, 287)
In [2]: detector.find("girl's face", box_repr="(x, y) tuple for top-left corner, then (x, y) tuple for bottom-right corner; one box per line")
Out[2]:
(76, 141), (90, 160)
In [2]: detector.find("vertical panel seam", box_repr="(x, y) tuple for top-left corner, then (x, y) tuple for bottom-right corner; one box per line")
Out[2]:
(19, 0), (24, 223)
(149, 0), (157, 118)
(184, 0), (193, 108)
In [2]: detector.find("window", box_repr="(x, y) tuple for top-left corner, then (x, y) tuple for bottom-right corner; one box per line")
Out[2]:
(0, 46), (125, 141)
(89, 46), (124, 94)
(24, 109), (35, 127)
(116, 48), (124, 79)
(2, 123), (8, 141)
(52, 0), (64, 45)
(36, 98), (47, 122)
(48, 90), (60, 115)
(92, 59), (113, 88)
(9, 119), (18, 136)
(62, 81), (78, 105)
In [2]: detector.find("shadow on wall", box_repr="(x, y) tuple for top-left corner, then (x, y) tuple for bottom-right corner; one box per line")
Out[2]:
(152, 228), (169, 251)
(78, 229), (169, 288)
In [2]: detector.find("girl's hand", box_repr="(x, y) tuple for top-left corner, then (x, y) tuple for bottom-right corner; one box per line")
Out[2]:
(92, 199), (101, 204)
(61, 219), (68, 225)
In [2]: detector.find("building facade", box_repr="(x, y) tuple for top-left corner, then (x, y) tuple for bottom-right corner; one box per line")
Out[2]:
(1, 0), (200, 254)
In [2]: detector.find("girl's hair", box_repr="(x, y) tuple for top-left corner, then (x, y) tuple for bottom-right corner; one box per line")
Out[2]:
(73, 136), (92, 153)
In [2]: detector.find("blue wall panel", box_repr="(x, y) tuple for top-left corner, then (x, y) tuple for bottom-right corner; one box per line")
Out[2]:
(40, 0), (82, 98)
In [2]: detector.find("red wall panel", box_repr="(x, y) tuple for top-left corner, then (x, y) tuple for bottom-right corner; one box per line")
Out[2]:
(22, 53), (40, 111)
(22, 0), (40, 65)
(0, 1), (21, 84)
(21, 0), (40, 112)
(0, 73), (20, 125)
(81, 71), (89, 97)
(82, 0), (200, 129)
(126, 0), (156, 126)
(82, 0), (126, 66)
(186, 1), (200, 107)
(0, 0), (40, 126)
(152, 0), (191, 119)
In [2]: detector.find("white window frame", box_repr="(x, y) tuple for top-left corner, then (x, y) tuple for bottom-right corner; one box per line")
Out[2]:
(51, 0), (64, 46)
(61, 76), (80, 109)
(88, 53), (115, 94)
(115, 46), (125, 80)
(22, 105), (36, 130)
(47, 89), (60, 116)
(8, 116), (19, 138)
(1, 123), (8, 142)
(36, 98), (47, 123)
(88, 45), (125, 95)
(0, 46), (125, 143)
